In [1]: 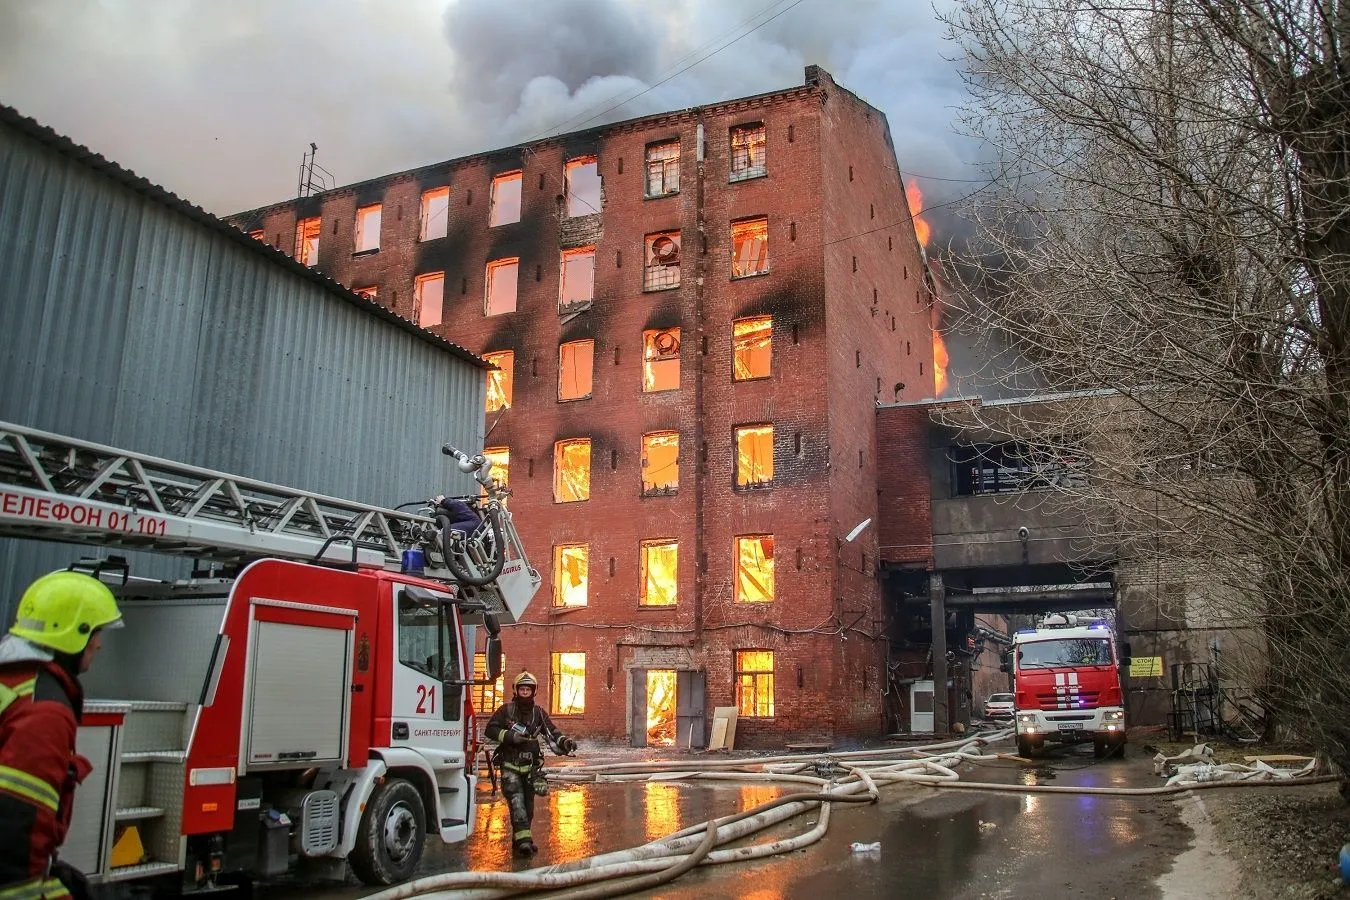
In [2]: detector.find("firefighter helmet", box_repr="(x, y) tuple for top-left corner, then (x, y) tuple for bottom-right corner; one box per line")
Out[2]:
(513, 671), (538, 692)
(10, 571), (124, 655)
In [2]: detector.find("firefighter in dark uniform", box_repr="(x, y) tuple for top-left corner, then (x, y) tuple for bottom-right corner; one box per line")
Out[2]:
(0, 572), (123, 900)
(484, 671), (578, 857)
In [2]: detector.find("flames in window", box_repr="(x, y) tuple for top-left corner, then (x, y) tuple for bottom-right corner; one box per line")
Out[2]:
(641, 431), (679, 495)
(483, 351), (513, 412)
(643, 329), (681, 392)
(640, 540), (678, 607)
(731, 218), (768, 278)
(553, 544), (589, 608)
(294, 217), (320, 266)
(551, 651), (586, 714)
(735, 425), (774, 488)
(735, 650), (775, 717)
(553, 439), (591, 502)
(482, 447), (509, 493)
(732, 317), (772, 380)
(735, 535), (775, 603)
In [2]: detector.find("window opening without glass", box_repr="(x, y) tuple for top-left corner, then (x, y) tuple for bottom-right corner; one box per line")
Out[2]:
(414, 273), (444, 328)
(559, 340), (595, 401)
(551, 651), (586, 714)
(486, 258), (519, 316)
(642, 328), (681, 392)
(483, 350), (513, 412)
(421, 187), (450, 241)
(640, 540), (678, 607)
(731, 218), (769, 278)
(641, 432), (679, 495)
(490, 172), (522, 226)
(554, 439), (592, 502)
(553, 544), (589, 608)
(565, 158), (602, 217)
(733, 317), (772, 380)
(735, 535), (775, 603)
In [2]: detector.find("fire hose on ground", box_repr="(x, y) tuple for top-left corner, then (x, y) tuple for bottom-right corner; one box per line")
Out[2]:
(361, 730), (1337, 900)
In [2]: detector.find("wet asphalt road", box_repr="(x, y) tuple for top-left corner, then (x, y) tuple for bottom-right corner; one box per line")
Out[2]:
(264, 738), (1190, 900)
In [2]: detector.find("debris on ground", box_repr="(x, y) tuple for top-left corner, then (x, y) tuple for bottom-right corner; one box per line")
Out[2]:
(849, 842), (881, 853)
(1204, 781), (1350, 900)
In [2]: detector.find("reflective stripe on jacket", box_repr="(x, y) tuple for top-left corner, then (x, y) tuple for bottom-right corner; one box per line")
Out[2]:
(0, 661), (88, 887)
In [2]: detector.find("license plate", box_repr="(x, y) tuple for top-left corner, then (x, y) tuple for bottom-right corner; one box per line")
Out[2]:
(1056, 723), (1083, 731)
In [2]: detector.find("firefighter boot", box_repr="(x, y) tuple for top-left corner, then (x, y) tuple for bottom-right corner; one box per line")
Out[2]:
(514, 838), (535, 857)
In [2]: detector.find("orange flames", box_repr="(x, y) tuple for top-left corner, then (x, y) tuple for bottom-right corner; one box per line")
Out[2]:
(906, 180), (931, 248)
(933, 330), (950, 396)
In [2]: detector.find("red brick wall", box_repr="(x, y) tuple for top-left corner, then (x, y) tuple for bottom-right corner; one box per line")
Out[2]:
(876, 405), (934, 567)
(227, 70), (937, 747)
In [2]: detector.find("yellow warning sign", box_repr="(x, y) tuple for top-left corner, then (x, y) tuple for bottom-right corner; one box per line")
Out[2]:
(1130, 656), (1163, 678)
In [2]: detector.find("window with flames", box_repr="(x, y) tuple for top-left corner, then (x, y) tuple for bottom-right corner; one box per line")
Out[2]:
(553, 543), (589, 608)
(731, 218), (769, 278)
(735, 650), (775, 717)
(735, 424), (774, 488)
(551, 651), (586, 715)
(295, 217), (320, 266)
(482, 447), (509, 495)
(553, 438), (591, 503)
(642, 328), (681, 392)
(483, 351), (513, 413)
(641, 431), (679, 495)
(644, 232), (681, 291)
(640, 540), (678, 607)
(733, 317), (772, 380)
(735, 535), (775, 603)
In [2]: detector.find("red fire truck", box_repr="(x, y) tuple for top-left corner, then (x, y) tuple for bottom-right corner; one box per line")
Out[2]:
(1008, 617), (1128, 758)
(0, 422), (540, 888)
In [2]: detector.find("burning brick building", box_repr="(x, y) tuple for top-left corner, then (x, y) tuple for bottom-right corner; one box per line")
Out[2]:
(229, 66), (937, 747)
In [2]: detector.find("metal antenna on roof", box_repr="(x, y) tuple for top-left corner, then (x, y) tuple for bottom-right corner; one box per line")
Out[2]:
(296, 143), (334, 199)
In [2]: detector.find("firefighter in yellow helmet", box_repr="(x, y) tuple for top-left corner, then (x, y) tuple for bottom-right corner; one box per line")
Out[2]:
(0, 572), (123, 900)
(484, 670), (578, 857)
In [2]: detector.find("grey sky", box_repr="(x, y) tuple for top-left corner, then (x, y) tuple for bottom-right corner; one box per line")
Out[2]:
(0, 0), (978, 219)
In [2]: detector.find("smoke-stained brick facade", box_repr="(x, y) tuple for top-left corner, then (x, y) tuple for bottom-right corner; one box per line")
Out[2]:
(229, 67), (935, 746)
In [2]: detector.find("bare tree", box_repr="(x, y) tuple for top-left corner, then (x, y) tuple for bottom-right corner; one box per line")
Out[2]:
(941, 0), (1350, 772)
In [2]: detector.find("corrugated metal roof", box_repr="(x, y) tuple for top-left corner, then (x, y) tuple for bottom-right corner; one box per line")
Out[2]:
(0, 107), (492, 626)
(0, 102), (488, 370)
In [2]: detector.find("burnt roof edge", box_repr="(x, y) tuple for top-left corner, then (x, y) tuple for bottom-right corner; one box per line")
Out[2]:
(228, 67), (835, 222)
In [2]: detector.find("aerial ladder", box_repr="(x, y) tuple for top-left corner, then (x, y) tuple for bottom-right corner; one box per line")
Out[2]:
(0, 420), (542, 886)
(0, 420), (539, 621)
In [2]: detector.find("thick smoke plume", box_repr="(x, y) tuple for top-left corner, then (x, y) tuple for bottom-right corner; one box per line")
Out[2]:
(0, 0), (978, 219)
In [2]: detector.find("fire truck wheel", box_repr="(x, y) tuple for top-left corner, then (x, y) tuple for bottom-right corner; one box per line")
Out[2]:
(1016, 736), (1039, 759)
(350, 778), (427, 886)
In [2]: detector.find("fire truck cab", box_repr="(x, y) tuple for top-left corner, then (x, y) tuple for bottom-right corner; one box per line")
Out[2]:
(1007, 618), (1128, 759)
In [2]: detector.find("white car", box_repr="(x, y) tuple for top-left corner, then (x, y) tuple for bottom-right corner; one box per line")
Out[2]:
(983, 692), (1015, 721)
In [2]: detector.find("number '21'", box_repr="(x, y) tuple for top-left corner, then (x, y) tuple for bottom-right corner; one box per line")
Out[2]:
(416, 684), (436, 714)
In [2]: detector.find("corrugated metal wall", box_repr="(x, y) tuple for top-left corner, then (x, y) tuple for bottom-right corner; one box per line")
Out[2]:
(0, 119), (486, 624)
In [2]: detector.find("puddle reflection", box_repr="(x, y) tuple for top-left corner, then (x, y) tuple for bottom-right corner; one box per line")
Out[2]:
(645, 781), (682, 842)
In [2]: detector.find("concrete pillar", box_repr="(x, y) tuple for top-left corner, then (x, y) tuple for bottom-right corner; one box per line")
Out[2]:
(929, 572), (948, 735)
